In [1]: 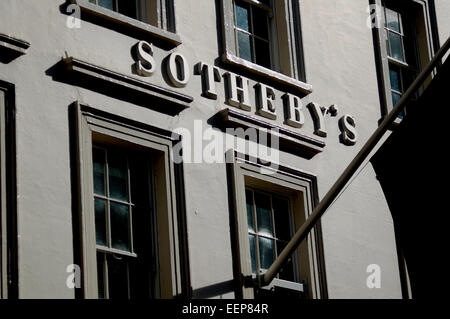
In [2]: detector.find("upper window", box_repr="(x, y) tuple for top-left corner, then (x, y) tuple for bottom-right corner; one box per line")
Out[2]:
(234, 0), (273, 69)
(221, 0), (311, 95)
(71, 0), (180, 45)
(373, 0), (434, 119)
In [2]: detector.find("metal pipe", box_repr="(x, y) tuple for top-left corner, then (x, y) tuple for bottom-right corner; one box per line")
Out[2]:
(258, 36), (450, 287)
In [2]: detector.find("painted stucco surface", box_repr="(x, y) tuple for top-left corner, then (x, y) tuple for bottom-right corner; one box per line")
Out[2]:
(0, 0), (448, 299)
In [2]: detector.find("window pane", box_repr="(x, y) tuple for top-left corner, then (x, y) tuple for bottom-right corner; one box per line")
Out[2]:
(392, 91), (402, 107)
(249, 234), (257, 273)
(93, 148), (106, 196)
(237, 31), (252, 62)
(98, 0), (114, 10)
(235, 1), (250, 31)
(108, 152), (128, 201)
(259, 237), (275, 270)
(273, 197), (291, 241)
(246, 190), (255, 232)
(107, 254), (129, 299)
(110, 202), (130, 251)
(255, 38), (271, 69)
(255, 192), (273, 236)
(97, 252), (105, 299)
(277, 242), (295, 282)
(388, 32), (405, 62)
(117, 0), (138, 19)
(386, 8), (400, 32)
(252, 6), (269, 40)
(94, 198), (107, 246)
(389, 67), (401, 92)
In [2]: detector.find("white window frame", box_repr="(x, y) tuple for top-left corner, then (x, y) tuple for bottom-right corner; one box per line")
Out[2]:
(73, 102), (185, 298)
(220, 0), (312, 95)
(372, 0), (435, 120)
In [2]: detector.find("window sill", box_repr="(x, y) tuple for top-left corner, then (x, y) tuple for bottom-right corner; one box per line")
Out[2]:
(71, 0), (181, 47)
(221, 52), (313, 96)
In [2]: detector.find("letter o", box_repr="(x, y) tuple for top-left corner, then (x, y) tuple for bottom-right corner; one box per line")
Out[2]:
(167, 52), (190, 88)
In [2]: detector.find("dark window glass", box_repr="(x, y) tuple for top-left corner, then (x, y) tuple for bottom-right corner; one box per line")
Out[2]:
(107, 254), (129, 299)
(93, 148), (106, 196)
(252, 7), (269, 40)
(254, 39), (271, 69)
(95, 198), (107, 246)
(117, 0), (137, 19)
(273, 197), (290, 241)
(108, 152), (128, 201)
(246, 190), (255, 232)
(110, 202), (130, 252)
(255, 192), (272, 236)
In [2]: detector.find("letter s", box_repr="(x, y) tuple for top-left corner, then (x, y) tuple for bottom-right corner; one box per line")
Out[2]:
(135, 40), (156, 77)
(339, 115), (357, 146)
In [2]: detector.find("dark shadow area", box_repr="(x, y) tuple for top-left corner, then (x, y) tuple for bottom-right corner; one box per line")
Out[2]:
(371, 56), (450, 299)
(0, 47), (23, 64)
(46, 60), (189, 117)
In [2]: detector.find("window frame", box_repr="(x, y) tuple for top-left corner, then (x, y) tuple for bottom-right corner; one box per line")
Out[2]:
(70, 0), (181, 46)
(372, 0), (435, 120)
(0, 81), (18, 299)
(73, 102), (187, 299)
(228, 150), (327, 299)
(220, 0), (312, 95)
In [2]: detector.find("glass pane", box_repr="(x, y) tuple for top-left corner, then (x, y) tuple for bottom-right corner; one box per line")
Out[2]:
(255, 38), (271, 69)
(277, 242), (295, 281)
(107, 254), (129, 299)
(388, 32), (405, 62)
(255, 192), (273, 236)
(110, 202), (130, 251)
(235, 1), (249, 31)
(237, 31), (252, 62)
(386, 8), (400, 32)
(108, 152), (128, 201)
(249, 234), (257, 273)
(259, 237), (275, 270)
(97, 252), (105, 299)
(93, 148), (106, 196)
(98, 0), (114, 10)
(252, 6), (269, 40)
(94, 198), (107, 246)
(389, 67), (401, 92)
(392, 92), (402, 108)
(273, 197), (291, 241)
(246, 190), (255, 232)
(117, 0), (138, 19)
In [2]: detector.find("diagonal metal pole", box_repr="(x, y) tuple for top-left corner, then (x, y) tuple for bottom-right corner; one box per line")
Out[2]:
(257, 36), (450, 288)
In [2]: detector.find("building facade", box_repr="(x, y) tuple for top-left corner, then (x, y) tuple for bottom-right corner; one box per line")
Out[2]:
(0, 0), (449, 299)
